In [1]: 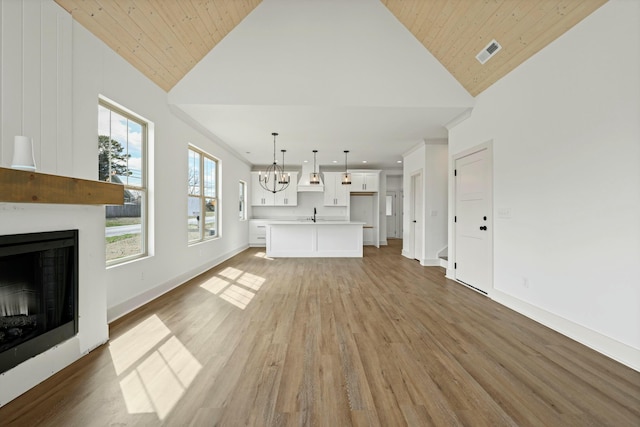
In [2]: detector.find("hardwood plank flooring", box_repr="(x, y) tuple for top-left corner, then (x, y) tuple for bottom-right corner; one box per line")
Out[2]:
(1, 240), (638, 426)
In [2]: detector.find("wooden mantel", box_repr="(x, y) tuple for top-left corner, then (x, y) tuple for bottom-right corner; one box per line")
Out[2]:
(0, 167), (124, 205)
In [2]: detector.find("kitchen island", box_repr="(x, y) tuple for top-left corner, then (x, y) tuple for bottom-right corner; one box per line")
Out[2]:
(266, 221), (365, 258)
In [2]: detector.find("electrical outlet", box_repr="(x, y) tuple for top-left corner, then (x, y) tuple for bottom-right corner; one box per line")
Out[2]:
(498, 207), (512, 219)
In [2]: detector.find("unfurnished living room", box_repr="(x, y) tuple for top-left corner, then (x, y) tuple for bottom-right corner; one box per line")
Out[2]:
(0, 0), (638, 426)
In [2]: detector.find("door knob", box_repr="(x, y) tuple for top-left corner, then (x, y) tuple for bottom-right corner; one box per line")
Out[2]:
(479, 226), (487, 230)
(413, 220), (417, 223)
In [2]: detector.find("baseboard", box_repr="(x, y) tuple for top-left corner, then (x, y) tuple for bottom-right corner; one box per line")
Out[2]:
(491, 289), (640, 372)
(401, 249), (411, 258)
(107, 244), (249, 323)
(420, 258), (441, 267)
(439, 258), (448, 268)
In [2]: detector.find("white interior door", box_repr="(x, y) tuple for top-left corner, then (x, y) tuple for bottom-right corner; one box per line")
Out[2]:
(411, 172), (423, 261)
(454, 148), (491, 292)
(386, 192), (397, 238)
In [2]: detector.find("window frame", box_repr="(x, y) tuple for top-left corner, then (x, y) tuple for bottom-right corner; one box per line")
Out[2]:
(99, 97), (149, 266)
(188, 144), (220, 244)
(239, 180), (247, 221)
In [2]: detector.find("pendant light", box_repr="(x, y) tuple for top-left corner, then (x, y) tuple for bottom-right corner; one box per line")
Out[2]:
(341, 150), (351, 185)
(278, 149), (290, 185)
(310, 149), (320, 185)
(259, 132), (290, 193)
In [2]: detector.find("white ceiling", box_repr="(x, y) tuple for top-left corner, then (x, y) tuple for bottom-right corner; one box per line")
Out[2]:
(169, 0), (475, 170)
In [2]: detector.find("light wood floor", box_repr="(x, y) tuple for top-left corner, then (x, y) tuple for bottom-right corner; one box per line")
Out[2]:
(1, 240), (638, 426)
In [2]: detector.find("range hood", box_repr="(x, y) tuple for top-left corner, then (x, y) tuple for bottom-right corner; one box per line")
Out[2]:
(297, 163), (324, 192)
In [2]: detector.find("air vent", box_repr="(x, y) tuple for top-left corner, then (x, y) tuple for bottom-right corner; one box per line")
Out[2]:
(476, 39), (502, 65)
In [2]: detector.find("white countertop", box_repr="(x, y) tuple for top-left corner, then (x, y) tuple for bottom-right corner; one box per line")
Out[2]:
(265, 220), (365, 225)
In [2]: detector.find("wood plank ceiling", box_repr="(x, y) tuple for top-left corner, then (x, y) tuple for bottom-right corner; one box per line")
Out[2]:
(54, 0), (607, 96)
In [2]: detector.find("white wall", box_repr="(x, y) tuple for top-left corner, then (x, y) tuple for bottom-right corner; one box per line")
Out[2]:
(1, 0), (251, 406)
(424, 144), (448, 262)
(71, 22), (251, 321)
(448, 0), (640, 369)
(402, 143), (425, 259)
(402, 142), (448, 265)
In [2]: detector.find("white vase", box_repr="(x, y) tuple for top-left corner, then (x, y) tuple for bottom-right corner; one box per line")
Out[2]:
(11, 135), (36, 171)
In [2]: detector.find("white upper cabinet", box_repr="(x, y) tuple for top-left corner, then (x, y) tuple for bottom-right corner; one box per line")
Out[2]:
(350, 171), (379, 192)
(273, 172), (298, 206)
(323, 172), (349, 206)
(250, 172), (273, 205)
(251, 171), (298, 206)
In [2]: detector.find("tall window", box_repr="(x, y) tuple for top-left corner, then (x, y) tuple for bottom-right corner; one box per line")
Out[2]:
(99, 99), (147, 264)
(188, 146), (219, 243)
(239, 181), (247, 221)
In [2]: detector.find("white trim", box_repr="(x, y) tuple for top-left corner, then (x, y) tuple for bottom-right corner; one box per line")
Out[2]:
(421, 258), (441, 266)
(169, 105), (252, 167)
(491, 290), (640, 372)
(402, 141), (425, 158)
(444, 108), (473, 130)
(107, 244), (248, 323)
(424, 138), (448, 145)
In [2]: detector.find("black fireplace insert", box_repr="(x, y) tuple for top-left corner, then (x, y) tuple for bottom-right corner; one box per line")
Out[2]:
(0, 230), (78, 374)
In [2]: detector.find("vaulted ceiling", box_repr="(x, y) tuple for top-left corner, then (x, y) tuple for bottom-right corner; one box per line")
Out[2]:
(54, 0), (607, 169)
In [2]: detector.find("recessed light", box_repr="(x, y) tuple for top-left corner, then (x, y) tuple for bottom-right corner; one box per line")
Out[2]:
(332, 160), (338, 164)
(397, 160), (402, 164)
(362, 160), (367, 164)
(303, 160), (309, 163)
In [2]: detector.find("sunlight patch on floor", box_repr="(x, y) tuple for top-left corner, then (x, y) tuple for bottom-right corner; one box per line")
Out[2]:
(200, 276), (230, 294)
(109, 314), (171, 375)
(111, 315), (202, 421)
(254, 251), (273, 260)
(219, 284), (254, 309)
(219, 266), (243, 280)
(199, 268), (266, 310)
(237, 272), (265, 291)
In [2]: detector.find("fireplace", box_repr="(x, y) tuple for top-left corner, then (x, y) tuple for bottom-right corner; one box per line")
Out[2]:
(0, 230), (78, 374)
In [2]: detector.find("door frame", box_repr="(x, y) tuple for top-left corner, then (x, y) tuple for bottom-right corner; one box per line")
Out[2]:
(385, 190), (402, 239)
(450, 140), (493, 294)
(409, 170), (423, 262)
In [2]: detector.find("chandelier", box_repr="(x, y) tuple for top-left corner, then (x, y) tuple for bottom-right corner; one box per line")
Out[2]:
(259, 132), (290, 193)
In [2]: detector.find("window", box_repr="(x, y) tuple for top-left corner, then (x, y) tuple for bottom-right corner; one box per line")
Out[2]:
(188, 146), (219, 243)
(99, 99), (148, 264)
(239, 181), (247, 221)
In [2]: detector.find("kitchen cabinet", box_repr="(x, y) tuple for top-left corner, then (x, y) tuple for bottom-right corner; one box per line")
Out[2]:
(274, 172), (298, 206)
(251, 171), (298, 206)
(266, 221), (364, 258)
(249, 219), (268, 246)
(350, 171), (379, 192)
(323, 172), (349, 206)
